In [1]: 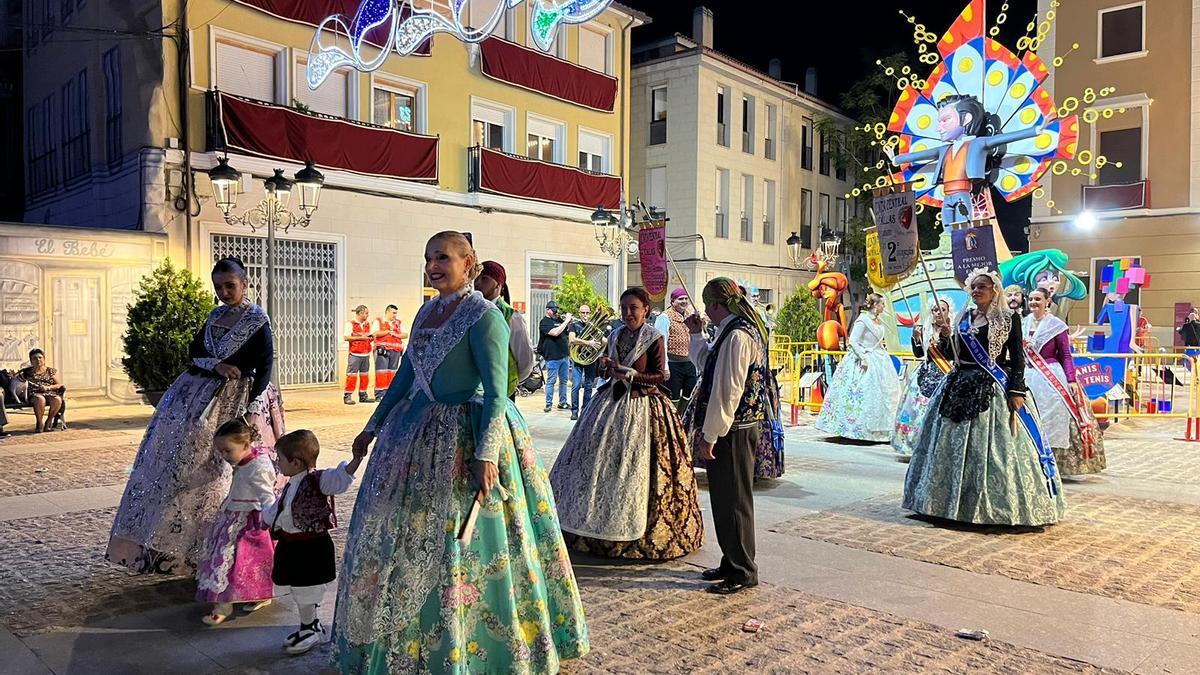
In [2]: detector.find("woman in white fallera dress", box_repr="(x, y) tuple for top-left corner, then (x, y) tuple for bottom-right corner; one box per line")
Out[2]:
(815, 293), (900, 442)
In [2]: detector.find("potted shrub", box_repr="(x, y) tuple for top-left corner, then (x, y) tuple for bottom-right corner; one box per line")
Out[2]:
(122, 260), (215, 407)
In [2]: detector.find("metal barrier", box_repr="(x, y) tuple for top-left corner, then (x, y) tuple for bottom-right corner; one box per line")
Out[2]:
(768, 347), (1200, 440)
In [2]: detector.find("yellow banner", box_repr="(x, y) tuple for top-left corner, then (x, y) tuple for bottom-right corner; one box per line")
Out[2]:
(866, 229), (902, 288)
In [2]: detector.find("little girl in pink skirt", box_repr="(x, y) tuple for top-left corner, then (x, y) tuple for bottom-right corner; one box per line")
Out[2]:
(195, 418), (278, 624)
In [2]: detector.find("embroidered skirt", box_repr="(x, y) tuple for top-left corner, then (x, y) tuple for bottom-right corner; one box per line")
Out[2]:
(892, 360), (948, 457)
(107, 373), (284, 576)
(814, 349), (900, 442)
(195, 509), (274, 603)
(334, 397), (588, 674)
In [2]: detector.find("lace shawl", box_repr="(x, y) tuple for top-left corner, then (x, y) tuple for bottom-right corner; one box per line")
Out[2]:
(1023, 313), (1068, 353)
(405, 291), (495, 400)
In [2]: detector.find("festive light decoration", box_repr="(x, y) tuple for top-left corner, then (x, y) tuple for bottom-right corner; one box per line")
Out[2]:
(307, 0), (614, 88)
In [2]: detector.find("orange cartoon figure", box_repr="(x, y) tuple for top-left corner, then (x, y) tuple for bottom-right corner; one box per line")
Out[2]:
(808, 263), (850, 351)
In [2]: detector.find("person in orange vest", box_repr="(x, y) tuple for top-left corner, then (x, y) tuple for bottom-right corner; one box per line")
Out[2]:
(343, 305), (374, 405)
(372, 304), (407, 400)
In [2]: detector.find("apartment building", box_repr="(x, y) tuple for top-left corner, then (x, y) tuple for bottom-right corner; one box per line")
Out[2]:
(1033, 0), (1200, 339)
(19, 0), (647, 395)
(628, 7), (855, 307)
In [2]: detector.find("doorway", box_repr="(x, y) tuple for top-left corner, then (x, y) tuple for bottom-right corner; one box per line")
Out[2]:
(50, 273), (104, 392)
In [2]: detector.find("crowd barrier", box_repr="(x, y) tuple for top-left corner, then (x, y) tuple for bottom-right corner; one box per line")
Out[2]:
(768, 342), (1200, 441)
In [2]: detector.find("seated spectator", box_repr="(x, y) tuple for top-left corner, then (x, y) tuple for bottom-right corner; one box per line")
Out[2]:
(20, 349), (64, 433)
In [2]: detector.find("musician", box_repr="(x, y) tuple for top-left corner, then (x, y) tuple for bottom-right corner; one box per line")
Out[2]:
(568, 304), (603, 421)
(655, 288), (699, 407)
(549, 287), (703, 560)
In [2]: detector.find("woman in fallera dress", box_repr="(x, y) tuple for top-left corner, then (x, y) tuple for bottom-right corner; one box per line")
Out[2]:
(107, 258), (284, 576)
(1023, 288), (1106, 476)
(336, 232), (587, 674)
(892, 297), (954, 459)
(814, 293), (900, 442)
(903, 269), (1067, 526)
(550, 287), (703, 561)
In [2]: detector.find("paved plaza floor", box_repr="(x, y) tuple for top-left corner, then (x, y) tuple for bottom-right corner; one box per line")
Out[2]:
(0, 388), (1196, 673)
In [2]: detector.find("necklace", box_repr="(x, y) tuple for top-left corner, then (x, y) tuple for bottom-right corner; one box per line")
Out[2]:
(434, 285), (471, 315)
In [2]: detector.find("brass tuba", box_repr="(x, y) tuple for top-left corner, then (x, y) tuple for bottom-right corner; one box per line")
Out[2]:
(568, 305), (614, 365)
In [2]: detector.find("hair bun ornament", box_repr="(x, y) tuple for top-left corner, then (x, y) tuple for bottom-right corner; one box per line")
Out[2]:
(965, 266), (1002, 285)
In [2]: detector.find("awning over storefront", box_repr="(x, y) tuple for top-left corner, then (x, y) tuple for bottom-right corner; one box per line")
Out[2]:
(479, 37), (618, 112)
(210, 92), (439, 182)
(233, 0), (431, 55)
(472, 146), (621, 210)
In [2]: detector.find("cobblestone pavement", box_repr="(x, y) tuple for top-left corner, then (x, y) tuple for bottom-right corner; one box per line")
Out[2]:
(0, 443), (139, 497)
(769, 492), (1200, 614)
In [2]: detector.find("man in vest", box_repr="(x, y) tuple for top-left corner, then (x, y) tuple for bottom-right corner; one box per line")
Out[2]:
(685, 278), (770, 595)
(475, 261), (535, 400)
(372, 304), (407, 400)
(343, 305), (373, 405)
(655, 288), (698, 408)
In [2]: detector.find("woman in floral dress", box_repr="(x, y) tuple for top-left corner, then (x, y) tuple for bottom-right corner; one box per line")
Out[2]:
(107, 258), (284, 576)
(550, 287), (703, 561)
(814, 293), (900, 442)
(337, 232), (587, 674)
(892, 298), (954, 459)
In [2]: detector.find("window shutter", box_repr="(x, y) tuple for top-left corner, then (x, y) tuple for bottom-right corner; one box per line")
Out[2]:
(216, 42), (275, 102)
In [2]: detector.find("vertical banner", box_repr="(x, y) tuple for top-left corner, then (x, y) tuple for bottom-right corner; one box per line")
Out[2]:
(866, 229), (901, 289)
(951, 223), (998, 283)
(639, 220), (668, 302)
(872, 186), (920, 277)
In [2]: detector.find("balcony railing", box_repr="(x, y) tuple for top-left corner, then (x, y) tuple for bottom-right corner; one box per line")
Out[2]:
(763, 219), (775, 245)
(468, 146), (621, 210)
(62, 132), (91, 182)
(765, 138), (776, 160)
(800, 226), (813, 249)
(717, 122), (728, 147)
(1082, 180), (1151, 211)
(207, 91), (439, 182)
(801, 147), (813, 170)
(649, 119), (666, 145)
(740, 216), (752, 241)
(715, 212), (727, 238)
(28, 150), (57, 197)
(742, 131), (753, 154)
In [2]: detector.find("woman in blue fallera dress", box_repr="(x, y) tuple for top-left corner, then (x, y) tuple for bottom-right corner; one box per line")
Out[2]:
(337, 232), (588, 674)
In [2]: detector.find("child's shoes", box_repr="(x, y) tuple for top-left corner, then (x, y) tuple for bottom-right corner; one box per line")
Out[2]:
(285, 619), (324, 655)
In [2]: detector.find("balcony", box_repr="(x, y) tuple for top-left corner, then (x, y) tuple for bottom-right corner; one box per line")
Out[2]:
(649, 119), (666, 145)
(715, 212), (727, 238)
(479, 37), (617, 112)
(717, 123), (728, 147)
(1082, 180), (1151, 211)
(235, 0), (431, 54)
(765, 138), (776, 160)
(740, 216), (752, 241)
(467, 146), (621, 210)
(207, 91), (438, 182)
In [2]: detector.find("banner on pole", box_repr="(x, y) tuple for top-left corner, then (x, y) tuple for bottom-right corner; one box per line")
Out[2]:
(872, 186), (919, 278)
(638, 220), (668, 302)
(951, 223), (999, 283)
(866, 229), (902, 289)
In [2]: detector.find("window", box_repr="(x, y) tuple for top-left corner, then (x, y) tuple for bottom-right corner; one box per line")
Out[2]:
(836, 163), (847, 181)
(530, 20), (567, 58)
(765, 103), (777, 160)
(468, 0), (509, 39)
(647, 166), (667, 212)
(819, 131), (831, 175)
(103, 47), (122, 168)
(579, 129), (611, 173)
(717, 87), (730, 146)
(649, 86), (667, 145)
(741, 95), (755, 154)
(27, 95), (58, 195)
(373, 85), (416, 132)
(819, 193), (831, 229)
(526, 115), (564, 163)
(836, 197), (848, 232)
(801, 189), (813, 247)
(801, 117), (813, 170)
(716, 168), (730, 238)
(764, 180), (776, 245)
(294, 60), (349, 117)
(1098, 126), (1143, 185)
(61, 69), (90, 182)
(472, 99), (512, 151)
(215, 40), (277, 102)
(579, 26), (610, 74)
(741, 174), (754, 241)
(1099, 3), (1145, 60)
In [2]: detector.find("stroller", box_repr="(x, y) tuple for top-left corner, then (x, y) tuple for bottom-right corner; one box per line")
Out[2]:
(517, 354), (546, 397)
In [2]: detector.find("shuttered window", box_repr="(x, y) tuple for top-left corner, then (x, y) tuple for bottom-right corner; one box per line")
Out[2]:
(215, 41), (276, 102)
(295, 62), (348, 117)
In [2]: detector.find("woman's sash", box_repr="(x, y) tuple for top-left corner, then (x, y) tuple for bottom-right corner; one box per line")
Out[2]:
(1023, 343), (1096, 458)
(959, 315), (1059, 496)
(926, 344), (953, 375)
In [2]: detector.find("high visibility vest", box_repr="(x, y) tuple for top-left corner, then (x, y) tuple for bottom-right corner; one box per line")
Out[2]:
(375, 318), (405, 352)
(347, 319), (373, 355)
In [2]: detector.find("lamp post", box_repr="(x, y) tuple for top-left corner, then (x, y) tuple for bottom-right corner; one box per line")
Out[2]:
(208, 157), (325, 333)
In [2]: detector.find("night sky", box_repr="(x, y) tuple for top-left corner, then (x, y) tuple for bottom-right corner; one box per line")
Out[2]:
(623, 0), (1042, 249)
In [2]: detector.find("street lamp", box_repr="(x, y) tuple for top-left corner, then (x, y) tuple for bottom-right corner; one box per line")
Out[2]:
(786, 231), (803, 267)
(591, 204), (638, 257)
(208, 158), (325, 326)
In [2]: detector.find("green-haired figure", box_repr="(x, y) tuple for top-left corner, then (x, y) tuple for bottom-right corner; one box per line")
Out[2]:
(999, 250), (1086, 321)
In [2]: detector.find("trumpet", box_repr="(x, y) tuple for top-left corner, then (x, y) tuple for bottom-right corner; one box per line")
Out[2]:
(568, 305), (614, 365)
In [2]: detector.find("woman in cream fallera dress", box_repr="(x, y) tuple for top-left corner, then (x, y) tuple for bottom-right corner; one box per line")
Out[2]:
(815, 294), (900, 442)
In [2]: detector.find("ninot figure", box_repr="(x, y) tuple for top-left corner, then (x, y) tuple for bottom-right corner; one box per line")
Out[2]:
(890, 94), (1041, 227)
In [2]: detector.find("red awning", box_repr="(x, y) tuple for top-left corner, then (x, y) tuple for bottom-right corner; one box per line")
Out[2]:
(214, 92), (438, 182)
(233, 0), (430, 55)
(479, 37), (618, 113)
(476, 147), (621, 210)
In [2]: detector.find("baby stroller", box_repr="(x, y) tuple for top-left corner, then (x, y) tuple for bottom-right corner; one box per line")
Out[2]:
(518, 354), (546, 397)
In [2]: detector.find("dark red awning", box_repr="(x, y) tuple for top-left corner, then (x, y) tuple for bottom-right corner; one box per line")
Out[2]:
(214, 92), (438, 182)
(1082, 181), (1151, 211)
(480, 37), (618, 112)
(233, 0), (430, 55)
(476, 147), (620, 210)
